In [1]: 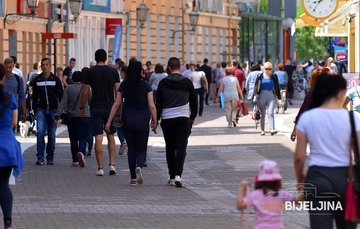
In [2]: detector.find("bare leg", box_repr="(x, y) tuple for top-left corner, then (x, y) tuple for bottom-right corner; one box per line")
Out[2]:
(95, 134), (103, 168)
(107, 133), (115, 165)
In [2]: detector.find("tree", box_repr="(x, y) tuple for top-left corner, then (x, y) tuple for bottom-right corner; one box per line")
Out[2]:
(295, 5), (329, 61)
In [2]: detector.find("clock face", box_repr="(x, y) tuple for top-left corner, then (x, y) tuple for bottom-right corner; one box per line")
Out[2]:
(302, 0), (338, 19)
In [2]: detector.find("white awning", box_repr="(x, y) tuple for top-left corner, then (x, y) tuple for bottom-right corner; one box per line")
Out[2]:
(315, 20), (349, 37)
(326, 0), (359, 25)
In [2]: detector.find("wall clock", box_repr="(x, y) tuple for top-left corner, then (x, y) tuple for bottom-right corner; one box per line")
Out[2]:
(302, 0), (339, 20)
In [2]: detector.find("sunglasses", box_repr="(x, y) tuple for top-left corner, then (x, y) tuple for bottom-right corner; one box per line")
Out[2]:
(265, 68), (272, 71)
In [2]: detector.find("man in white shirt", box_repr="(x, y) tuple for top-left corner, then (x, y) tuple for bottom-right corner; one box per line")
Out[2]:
(11, 56), (25, 93)
(183, 62), (196, 78)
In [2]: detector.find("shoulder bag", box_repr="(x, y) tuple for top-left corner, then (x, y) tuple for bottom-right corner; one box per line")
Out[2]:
(60, 86), (82, 125)
(345, 103), (360, 223)
(200, 72), (207, 90)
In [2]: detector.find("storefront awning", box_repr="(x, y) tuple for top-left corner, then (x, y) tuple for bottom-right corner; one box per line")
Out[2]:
(314, 20), (349, 37)
(326, 0), (359, 25)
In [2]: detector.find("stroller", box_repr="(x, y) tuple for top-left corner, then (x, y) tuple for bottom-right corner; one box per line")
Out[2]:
(19, 82), (37, 138)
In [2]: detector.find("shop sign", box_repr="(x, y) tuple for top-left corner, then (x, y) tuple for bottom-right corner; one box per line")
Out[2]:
(343, 73), (360, 91)
(82, 0), (111, 13)
(334, 45), (347, 62)
(41, 33), (77, 39)
(106, 18), (122, 35)
(17, 0), (50, 19)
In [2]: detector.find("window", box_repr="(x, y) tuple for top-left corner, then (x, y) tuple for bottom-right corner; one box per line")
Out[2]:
(0, 0), (4, 17)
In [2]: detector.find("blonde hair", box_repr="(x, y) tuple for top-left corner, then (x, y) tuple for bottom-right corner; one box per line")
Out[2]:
(264, 61), (272, 67)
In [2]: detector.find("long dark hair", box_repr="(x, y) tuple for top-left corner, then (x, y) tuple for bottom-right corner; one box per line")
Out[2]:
(123, 61), (143, 102)
(0, 63), (6, 102)
(309, 73), (346, 109)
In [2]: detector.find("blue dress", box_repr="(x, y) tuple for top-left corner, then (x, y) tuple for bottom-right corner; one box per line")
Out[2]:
(0, 90), (25, 177)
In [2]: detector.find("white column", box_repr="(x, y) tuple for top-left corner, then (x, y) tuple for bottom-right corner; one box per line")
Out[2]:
(175, 17), (180, 58)
(216, 28), (220, 61)
(146, 14), (151, 61)
(166, 16), (170, 62)
(156, 15), (161, 64)
(202, 26), (206, 59)
(194, 26), (198, 62)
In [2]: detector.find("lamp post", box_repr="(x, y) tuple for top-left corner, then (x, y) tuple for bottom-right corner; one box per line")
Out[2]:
(125, 1), (150, 61)
(136, 1), (150, 29)
(4, 0), (40, 26)
(52, 0), (83, 28)
(172, 8), (199, 41)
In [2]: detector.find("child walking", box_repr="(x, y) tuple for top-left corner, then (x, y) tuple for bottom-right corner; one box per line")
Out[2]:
(236, 160), (303, 229)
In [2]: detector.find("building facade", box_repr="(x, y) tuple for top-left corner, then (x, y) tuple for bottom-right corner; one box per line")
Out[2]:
(0, 0), (240, 73)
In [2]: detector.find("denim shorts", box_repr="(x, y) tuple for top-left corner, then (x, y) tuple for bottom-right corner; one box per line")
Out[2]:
(90, 108), (116, 135)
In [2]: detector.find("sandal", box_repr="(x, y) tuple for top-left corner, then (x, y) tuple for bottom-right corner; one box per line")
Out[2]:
(271, 130), (278, 135)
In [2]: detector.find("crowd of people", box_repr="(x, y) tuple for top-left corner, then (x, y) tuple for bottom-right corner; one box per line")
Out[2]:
(0, 52), (357, 229)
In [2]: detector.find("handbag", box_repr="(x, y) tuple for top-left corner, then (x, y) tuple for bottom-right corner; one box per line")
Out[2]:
(61, 86), (82, 125)
(111, 103), (123, 128)
(345, 105), (360, 223)
(252, 103), (260, 121)
(240, 101), (249, 116)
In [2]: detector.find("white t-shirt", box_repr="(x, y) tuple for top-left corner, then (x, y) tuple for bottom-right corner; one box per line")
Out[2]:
(190, 71), (204, 89)
(297, 108), (360, 167)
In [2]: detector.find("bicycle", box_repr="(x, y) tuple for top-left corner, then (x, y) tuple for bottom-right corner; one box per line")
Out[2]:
(276, 89), (287, 114)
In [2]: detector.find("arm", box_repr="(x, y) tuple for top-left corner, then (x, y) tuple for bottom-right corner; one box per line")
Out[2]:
(79, 84), (90, 116)
(55, 88), (69, 118)
(147, 91), (157, 133)
(62, 75), (69, 87)
(344, 96), (351, 109)
(114, 82), (120, 101)
(236, 180), (250, 210)
(105, 91), (122, 133)
(57, 78), (64, 103)
(204, 76), (209, 93)
(32, 79), (38, 113)
(11, 109), (18, 128)
(156, 82), (164, 121)
(236, 81), (244, 100)
(294, 131), (307, 185)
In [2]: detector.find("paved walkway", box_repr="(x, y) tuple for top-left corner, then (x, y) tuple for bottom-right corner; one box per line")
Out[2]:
(12, 98), (310, 229)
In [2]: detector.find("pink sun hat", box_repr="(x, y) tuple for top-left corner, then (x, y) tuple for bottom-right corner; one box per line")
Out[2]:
(254, 160), (283, 182)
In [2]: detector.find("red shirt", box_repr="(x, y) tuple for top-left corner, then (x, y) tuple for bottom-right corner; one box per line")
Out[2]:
(232, 67), (246, 89)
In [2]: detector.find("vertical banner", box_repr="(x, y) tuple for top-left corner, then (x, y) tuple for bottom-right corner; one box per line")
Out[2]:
(334, 45), (347, 62)
(112, 25), (123, 62)
(0, 0), (4, 17)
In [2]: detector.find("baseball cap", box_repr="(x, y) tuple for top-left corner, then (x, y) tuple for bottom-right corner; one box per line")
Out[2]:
(254, 160), (283, 182)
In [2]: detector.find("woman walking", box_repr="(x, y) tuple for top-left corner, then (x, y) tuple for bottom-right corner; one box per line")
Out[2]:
(190, 62), (208, 116)
(295, 73), (357, 229)
(216, 67), (244, 127)
(253, 62), (281, 135)
(116, 65), (128, 155)
(55, 71), (92, 167)
(0, 63), (25, 229)
(149, 63), (167, 103)
(105, 61), (157, 186)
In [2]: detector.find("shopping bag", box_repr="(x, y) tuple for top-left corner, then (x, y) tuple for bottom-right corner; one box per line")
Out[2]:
(220, 92), (225, 109)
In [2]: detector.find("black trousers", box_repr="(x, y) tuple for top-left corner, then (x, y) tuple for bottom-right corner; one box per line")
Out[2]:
(305, 166), (357, 229)
(161, 117), (191, 179)
(0, 167), (13, 221)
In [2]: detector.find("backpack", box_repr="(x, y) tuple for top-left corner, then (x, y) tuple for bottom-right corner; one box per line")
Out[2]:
(0, 92), (12, 122)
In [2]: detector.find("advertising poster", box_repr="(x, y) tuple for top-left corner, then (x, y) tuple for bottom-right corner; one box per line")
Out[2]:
(112, 25), (123, 62)
(334, 45), (347, 62)
(343, 73), (359, 91)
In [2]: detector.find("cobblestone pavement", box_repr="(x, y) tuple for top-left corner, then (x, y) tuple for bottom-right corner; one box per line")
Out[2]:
(12, 98), (311, 229)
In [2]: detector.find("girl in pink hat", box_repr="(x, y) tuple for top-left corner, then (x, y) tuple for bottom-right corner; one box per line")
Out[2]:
(236, 160), (303, 229)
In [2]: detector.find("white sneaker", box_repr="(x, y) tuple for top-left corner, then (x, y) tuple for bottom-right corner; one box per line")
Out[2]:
(174, 175), (183, 188)
(109, 165), (117, 175)
(135, 167), (143, 184)
(96, 169), (104, 176)
(118, 143), (127, 155)
(168, 179), (175, 186)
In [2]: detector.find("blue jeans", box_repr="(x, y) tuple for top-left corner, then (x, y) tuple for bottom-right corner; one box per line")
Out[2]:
(195, 88), (205, 116)
(67, 117), (91, 162)
(36, 108), (57, 159)
(117, 127), (126, 145)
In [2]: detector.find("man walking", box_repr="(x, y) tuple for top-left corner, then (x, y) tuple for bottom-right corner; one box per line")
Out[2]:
(32, 58), (63, 165)
(80, 49), (120, 176)
(63, 58), (76, 88)
(199, 58), (212, 105)
(156, 57), (197, 187)
(10, 56), (24, 92)
(3, 58), (27, 125)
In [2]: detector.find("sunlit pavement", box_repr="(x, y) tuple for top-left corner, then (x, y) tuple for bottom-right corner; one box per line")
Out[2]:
(12, 95), (312, 229)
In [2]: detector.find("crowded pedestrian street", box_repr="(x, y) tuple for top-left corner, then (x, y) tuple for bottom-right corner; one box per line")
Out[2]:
(12, 97), (310, 229)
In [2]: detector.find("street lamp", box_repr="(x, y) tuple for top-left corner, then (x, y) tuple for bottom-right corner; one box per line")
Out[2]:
(52, 0), (83, 29)
(172, 8), (200, 41)
(136, 1), (150, 28)
(4, 0), (40, 26)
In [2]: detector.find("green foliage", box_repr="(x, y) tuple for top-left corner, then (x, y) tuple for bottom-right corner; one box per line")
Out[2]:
(253, 0), (268, 13)
(295, 4), (329, 60)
